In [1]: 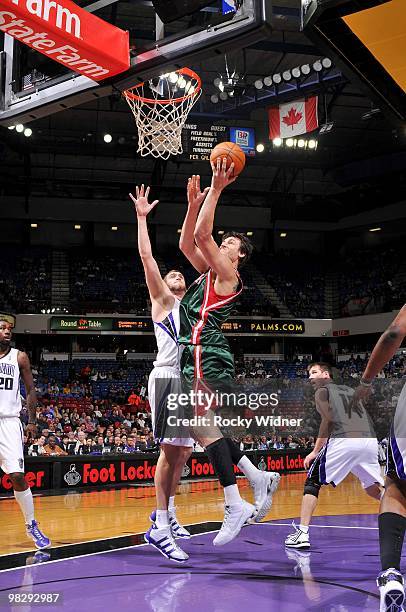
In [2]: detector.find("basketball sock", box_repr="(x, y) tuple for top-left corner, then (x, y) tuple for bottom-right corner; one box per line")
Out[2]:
(205, 438), (237, 488)
(168, 496), (175, 512)
(224, 484), (242, 506)
(237, 455), (262, 484)
(155, 510), (169, 528)
(299, 524), (309, 534)
(225, 438), (244, 465)
(14, 488), (35, 525)
(379, 512), (406, 571)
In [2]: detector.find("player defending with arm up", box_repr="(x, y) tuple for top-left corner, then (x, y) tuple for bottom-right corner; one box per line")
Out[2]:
(130, 185), (193, 563)
(178, 160), (280, 546)
(356, 305), (406, 611)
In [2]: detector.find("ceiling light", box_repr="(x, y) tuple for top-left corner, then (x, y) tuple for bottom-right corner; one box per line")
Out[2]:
(177, 229), (182, 234)
(8, 125), (15, 130)
(313, 60), (323, 72)
(369, 227), (381, 232)
(322, 57), (332, 69)
(263, 76), (273, 87)
(256, 143), (265, 153)
(254, 79), (264, 89)
(308, 139), (317, 149)
(219, 91), (228, 100)
(292, 67), (301, 78)
(272, 73), (282, 84)
(280, 232), (287, 238)
(30, 223), (38, 228)
(282, 70), (292, 81)
(286, 138), (294, 147)
(246, 231), (253, 237)
(24, 128), (32, 137)
(211, 94), (219, 104)
(272, 137), (283, 147)
(16, 124), (24, 133)
(218, 230), (224, 235)
(213, 77), (221, 88)
(301, 64), (311, 75)
(103, 134), (112, 143)
(74, 224), (81, 230)
(297, 139), (305, 148)
(111, 226), (118, 231)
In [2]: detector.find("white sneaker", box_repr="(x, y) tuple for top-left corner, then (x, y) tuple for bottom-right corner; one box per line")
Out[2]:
(169, 509), (191, 539)
(377, 569), (405, 612)
(252, 471), (281, 522)
(144, 524), (189, 563)
(285, 521), (310, 549)
(213, 500), (255, 546)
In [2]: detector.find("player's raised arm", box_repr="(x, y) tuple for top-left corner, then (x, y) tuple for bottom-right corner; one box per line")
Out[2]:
(193, 158), (237, 283)
(361, 304), (406, 383)
(179, 175), (210, 273)
(129, 185), (174, 311)
(18, 351), (37, 436)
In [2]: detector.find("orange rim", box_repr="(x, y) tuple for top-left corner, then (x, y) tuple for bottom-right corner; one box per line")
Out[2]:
(123, 67), (201, 105)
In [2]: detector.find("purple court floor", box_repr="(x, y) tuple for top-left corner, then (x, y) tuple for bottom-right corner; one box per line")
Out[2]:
(0, 514), (383, 611)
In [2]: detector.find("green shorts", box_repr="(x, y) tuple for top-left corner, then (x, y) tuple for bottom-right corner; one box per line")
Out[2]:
(180, 344), (234, 383)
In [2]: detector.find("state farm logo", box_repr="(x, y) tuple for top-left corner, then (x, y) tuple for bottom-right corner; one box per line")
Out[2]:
(10, 0), (81, 38)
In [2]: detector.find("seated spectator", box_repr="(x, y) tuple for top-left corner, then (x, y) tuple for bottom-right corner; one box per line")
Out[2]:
(128, 391), (141, 407)
(73, 431), (88, 455)
(257, 435), (269, 451)
(43, 435), (68, 456)
(28, 435), (47, 456)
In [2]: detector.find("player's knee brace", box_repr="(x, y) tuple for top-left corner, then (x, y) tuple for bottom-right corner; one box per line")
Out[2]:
(304, 478), (321, 498)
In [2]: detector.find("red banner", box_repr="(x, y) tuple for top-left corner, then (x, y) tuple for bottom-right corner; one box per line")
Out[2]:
(0, 0), (129, 80)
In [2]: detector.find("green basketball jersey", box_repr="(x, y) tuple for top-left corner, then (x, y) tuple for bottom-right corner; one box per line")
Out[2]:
(179, 268), (242, 349)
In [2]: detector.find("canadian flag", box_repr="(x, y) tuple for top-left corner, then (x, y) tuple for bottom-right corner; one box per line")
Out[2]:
(268, 97), (318, 139)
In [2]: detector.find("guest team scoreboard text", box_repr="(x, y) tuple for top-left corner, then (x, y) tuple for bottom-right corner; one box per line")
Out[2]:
(49, 317), (305, 334)
(181, 123), (256, 160)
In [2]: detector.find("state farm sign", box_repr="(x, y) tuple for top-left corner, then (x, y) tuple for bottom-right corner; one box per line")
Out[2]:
(0, 0), (129, 80)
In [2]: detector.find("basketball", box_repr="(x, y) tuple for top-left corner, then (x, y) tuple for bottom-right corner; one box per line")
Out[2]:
(210, 142), (246, 177)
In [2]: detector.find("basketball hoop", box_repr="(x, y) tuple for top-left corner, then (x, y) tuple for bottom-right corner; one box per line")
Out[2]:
(123, 67), (201, 159)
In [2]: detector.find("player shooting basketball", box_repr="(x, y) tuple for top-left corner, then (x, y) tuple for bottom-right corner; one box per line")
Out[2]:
(178, 158), (280, 546)
(355, 305), (406, 612)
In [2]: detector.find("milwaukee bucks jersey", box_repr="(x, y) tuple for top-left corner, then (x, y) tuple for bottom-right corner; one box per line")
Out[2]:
(179, 269), (243, 349)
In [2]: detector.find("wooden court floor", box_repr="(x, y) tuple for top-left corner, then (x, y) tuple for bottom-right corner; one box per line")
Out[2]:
(0, 472), (380, 556)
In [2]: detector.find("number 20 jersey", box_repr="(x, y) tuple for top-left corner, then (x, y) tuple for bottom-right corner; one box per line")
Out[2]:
(0, 348), (21, 418)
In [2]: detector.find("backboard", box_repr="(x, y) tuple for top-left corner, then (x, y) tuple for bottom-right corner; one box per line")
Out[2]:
(0, 0), (272, 125)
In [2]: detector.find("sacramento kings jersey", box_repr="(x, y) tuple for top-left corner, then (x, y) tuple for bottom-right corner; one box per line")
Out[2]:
(153, 298), (181, 369)
(323, 382), (375, 438)
(393, 379), (406, 440)
(0, 348), (22, 418)
(179, 269), (242, 348)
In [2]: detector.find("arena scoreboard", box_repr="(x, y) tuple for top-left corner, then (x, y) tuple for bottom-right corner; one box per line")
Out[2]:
(181, 123), (256, 161)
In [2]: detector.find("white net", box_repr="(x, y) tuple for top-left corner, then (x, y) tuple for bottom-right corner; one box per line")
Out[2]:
(124, 69), (201, 159)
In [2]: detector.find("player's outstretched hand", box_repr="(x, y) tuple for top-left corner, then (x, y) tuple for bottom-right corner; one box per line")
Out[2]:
(304, 450), (317, 470)
(129, 185), (159, 217)
(210, 156), (237, 192)
(187, 175), (210, 209)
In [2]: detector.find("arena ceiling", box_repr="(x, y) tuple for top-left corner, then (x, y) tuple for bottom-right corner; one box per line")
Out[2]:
(0, 0), (405, 224)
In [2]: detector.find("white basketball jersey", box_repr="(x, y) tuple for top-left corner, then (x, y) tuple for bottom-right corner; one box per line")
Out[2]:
(153, 298), (181, 369)
(325, 382), (375, 438)
(0, 348), (22, 418)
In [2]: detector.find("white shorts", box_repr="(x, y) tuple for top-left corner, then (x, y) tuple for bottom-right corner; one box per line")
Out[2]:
(148, 367), (194, 448)
(0, 417), (25, 474)
(308, 437), (383, 489)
